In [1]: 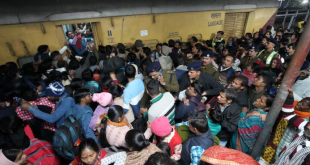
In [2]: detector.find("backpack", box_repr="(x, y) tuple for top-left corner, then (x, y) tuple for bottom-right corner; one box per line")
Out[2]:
(24, 138), (61, 165)
(187, 96), (206, 112)
(52, 107), (92, 160)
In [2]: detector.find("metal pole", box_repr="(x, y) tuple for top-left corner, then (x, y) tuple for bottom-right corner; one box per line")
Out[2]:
(282, 9), (288, 28)
(250, 16), (310, 160)
(305, 10), (310, 21)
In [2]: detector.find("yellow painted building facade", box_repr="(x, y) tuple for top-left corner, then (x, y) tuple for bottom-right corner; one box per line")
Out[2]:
(0, 8), (277, 65)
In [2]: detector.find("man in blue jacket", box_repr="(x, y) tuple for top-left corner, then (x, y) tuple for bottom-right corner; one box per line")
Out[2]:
(21, 82), (75, 128)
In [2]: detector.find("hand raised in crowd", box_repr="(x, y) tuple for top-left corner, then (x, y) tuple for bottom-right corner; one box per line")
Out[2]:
(158, 73), (166, 86)
(139, 107), (148, 117)
(147, 122), (152, 128)
(288, 88), (294, 97)
(183, 98), (189, 106)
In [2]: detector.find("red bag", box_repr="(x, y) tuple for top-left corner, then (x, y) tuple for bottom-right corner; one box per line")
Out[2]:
(24, 138), (61, 165)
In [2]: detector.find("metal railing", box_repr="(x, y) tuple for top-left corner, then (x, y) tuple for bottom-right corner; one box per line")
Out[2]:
(276, 9), (310, 29)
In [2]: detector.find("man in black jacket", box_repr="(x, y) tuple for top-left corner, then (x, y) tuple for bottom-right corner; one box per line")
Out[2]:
(207, 88), (240, 147)
(179, 61), (223, 101)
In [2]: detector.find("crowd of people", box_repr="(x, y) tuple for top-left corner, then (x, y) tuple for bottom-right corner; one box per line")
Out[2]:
(0, 22), (309, 165)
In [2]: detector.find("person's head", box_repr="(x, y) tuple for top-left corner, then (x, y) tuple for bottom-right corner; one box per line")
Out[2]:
(261, 37), (269, 45)
(57, 60), (67, 68)
(253, 75), (274, 89)
(265, 39), (276, 49)
(0, 115), (25, 134)
(238, 43), (246, 51)
(248, 45), (259, 57)
(188, 111), (209, 134)
(45, 82), (65, 102)
(245, 33), (252, 40)
(277, 30), (284, 36)
(3, 66), (19, 81)
(146, 79), (160, 97)
(222, 55), (235, 69)
(156, 143), (171, 156)
(125, 65), (136, 79)
(92, 92), (113, 107)
(37, 45), (49, 54)
(69, 59), (80, 70)
(82, 68), (93, 82)
(151, 116), (172, 137)
(187, 61), (202, 79)
(299, 61), (310, 80)
(66, 31), (74, 39)
(174, 42), (180, 49)
(86, 28), (92, 36)
(74, 88), (92, 105)
(50, 51), (62, 61)
(186, 82), (204, 97)
(125, 129), (150, 152)
(295, 97), (310, 112)
(117, 43), (126, 54)
(168, 39), (176, 48)
(144, 152), (176, 165)
(217, 31), (224, 38)
(286, 43), (296, 55)
(1, 147), (27, 165)
(270, 58), (284, 72)
(20, 88), (38, 102)
(254, 32), (259, 39)
(93, 69), (101, 82)
(190, 36), (198, 43)
(70, 78), (84, 91)
(78, 138), (99, 165)
(127, 52), (137, 63)
(99, 105), (124, 147)
(254, 94), (274, 111)
(208, 109), (222, 124)
(192, 43), (203, 54)
(108, 84), (123, 98)
(265, 31), (271, 38)
(231, 75), (248, 91)
(217, 88), (237, 105)
(146, 61), (161, 80)
(100, 76), (113, 90)
(89, 56), (97, 66)
(201, 50), (214, 66)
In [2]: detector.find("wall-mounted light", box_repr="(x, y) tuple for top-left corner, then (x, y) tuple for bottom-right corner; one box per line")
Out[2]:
(302, 0), (309, 4)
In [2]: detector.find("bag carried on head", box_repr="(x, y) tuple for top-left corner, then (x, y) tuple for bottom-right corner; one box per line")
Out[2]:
(52, 107), (92, 160)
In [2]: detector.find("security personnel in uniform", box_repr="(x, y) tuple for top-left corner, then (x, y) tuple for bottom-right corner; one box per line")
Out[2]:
(139, 61), (179, 111)
(240, 45), (261, 70)
(257, 39), (280, 66)
(212, 31), (225, 47)
(201, 50), (219, 81)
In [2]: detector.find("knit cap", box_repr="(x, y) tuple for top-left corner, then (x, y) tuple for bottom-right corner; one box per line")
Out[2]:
(151, 116), (172, 137)
(45, 82), (65, 97)
(92, 92), (112, 107)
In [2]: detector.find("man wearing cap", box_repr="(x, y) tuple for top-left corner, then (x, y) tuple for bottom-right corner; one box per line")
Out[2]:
(292, 61), (310, 101)
(240, 45), (261, 70)
(201, 50), (219, 81)
(179, 61), (224, 99)
(257, 39), (280, 66)
(20, 82), (75, 128)
(212, 31), (225, 47)
(139, 61), (179, 114)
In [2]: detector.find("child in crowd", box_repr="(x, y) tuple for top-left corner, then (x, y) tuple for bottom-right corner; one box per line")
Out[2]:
(151, 116), (182, 161)
(98, 105), (152, 148)
(90, 92), (114, 131)
(72, 88), (99, 144)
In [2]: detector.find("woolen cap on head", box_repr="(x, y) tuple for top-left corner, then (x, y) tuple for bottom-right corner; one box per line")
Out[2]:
(46, 82), (65, 97)
(158, 56), (173, 70)
(147, 61), (161, 74)
(92, 92), (112, 107)
(201, 50), (214, 58)
(217, 31), (224, 35)
(151, 116), (172, 137)
(187, 61), (202, 71)
(135, 40), (144, 47)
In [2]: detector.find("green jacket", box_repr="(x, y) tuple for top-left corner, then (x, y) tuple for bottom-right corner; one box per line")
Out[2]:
(140, 69), (179, 108)
(202, 63), (219, 81)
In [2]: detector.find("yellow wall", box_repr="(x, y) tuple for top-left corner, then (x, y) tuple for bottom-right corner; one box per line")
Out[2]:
(0, 8), (277, 65)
